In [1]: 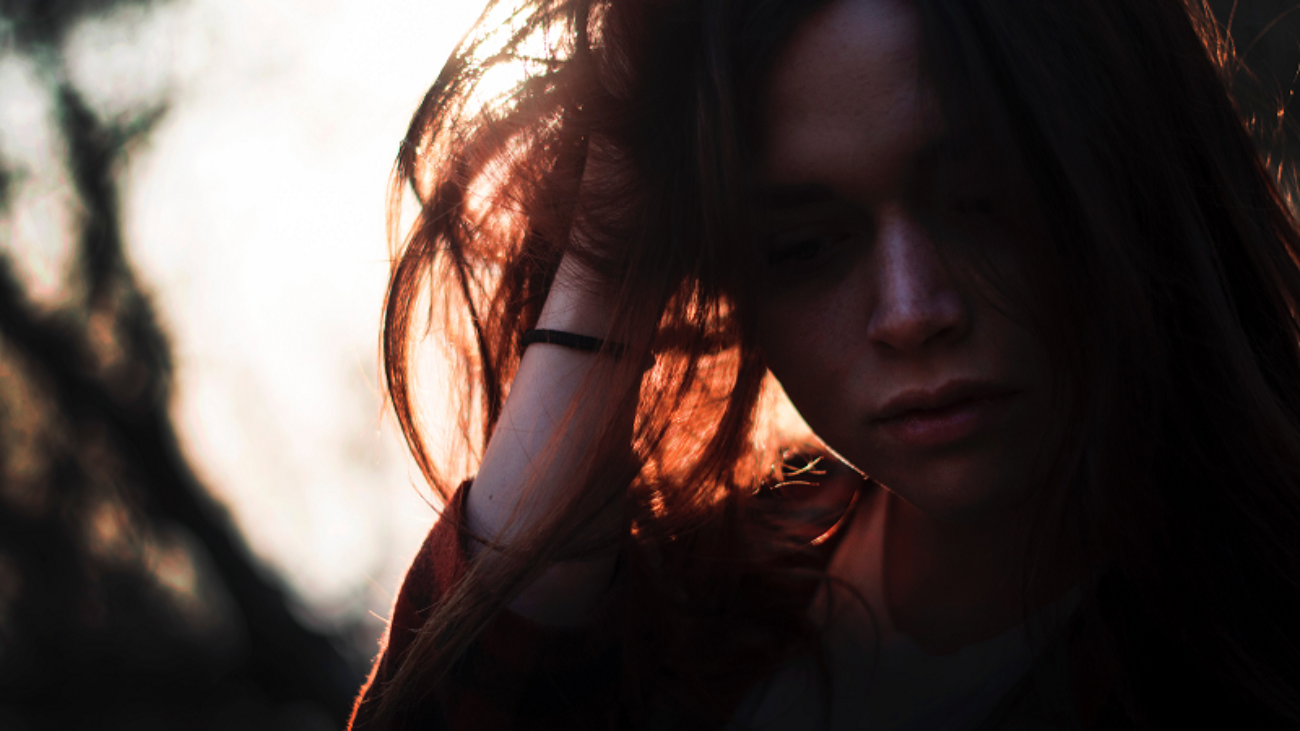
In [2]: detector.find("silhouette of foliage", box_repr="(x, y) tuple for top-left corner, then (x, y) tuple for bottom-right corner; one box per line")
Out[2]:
(0, 1), (360, 729)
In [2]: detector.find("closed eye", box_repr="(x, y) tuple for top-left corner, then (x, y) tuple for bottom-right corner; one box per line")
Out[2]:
(765, 232), (851, 267)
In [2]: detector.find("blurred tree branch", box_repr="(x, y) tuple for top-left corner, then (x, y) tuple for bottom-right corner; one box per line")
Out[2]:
(0, 0), (360, 728)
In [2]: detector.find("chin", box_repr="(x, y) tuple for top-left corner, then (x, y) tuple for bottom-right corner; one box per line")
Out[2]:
(864, 457), (1036, 525)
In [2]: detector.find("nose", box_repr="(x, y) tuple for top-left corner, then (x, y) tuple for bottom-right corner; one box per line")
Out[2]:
(865, 205), (969, 352)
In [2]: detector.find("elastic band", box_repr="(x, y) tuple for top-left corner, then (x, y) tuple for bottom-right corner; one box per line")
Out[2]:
(522, 328), (627, 359)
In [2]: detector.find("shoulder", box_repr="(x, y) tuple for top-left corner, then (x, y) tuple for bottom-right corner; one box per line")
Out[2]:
(393, 482), (473, 643)
(350, 482), (473, 728)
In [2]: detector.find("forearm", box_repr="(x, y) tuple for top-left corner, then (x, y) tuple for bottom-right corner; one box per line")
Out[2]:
(467, 255), (638, 626)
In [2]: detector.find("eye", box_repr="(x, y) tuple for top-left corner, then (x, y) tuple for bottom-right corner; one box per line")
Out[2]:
(764, 232), (850, 267)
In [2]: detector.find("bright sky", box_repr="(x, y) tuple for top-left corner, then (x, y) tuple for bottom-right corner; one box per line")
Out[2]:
(1, 0), (489, 642)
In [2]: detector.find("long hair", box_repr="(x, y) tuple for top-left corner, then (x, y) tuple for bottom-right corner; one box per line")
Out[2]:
(917, 1), (1300, 724)
(362, 0), (1300, 727)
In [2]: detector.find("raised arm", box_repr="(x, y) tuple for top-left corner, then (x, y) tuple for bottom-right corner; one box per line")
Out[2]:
(466, 250), (640, 626)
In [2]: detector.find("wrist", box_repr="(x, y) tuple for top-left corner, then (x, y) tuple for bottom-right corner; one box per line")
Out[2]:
(537, 253), (615, 336)
(522, 329), (627, 358)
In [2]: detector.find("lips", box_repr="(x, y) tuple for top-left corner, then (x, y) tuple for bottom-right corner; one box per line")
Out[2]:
(873, 381), (1017, 448)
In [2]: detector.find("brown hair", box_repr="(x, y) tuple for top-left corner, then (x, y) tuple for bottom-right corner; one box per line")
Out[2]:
(919, 1), (1300, 724)
(360, 0), (1300, 726)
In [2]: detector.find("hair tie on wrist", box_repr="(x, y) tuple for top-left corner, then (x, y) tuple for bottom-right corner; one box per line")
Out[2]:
(522, 329), (627, 359)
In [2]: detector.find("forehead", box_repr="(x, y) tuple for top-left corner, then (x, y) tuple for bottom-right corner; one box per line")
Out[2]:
(760, 0), (939, 195)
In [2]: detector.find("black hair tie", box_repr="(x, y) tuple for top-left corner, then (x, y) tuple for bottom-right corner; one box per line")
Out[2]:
(522, 329), (627, 359)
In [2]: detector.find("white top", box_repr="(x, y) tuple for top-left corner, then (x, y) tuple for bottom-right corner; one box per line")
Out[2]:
(732, 487), (1075, 731)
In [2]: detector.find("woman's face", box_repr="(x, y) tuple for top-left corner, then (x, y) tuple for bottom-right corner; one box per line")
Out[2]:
(753, 0), (1056, 523)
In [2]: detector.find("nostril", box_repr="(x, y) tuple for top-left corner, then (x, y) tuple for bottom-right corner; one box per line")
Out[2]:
(867, 210), (970, 352)
(866, 276), (969, 351)
(867, 302), (965, 351)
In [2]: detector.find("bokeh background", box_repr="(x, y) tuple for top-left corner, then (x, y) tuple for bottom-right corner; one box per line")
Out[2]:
(0, 0), (1297, 729)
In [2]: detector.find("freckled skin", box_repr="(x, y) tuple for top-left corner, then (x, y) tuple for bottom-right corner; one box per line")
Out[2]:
(754, 0), (1057, 525)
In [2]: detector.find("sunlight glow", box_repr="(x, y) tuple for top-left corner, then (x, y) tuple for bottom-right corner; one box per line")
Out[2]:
(57, 0), (492, 643)
(0, 52), (81, 308)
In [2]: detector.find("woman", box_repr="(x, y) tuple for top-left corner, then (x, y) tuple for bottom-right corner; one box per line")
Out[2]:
(352, 0), (1300, 727)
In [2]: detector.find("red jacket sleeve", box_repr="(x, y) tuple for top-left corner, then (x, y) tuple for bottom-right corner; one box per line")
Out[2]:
(349, 481), (624, 730)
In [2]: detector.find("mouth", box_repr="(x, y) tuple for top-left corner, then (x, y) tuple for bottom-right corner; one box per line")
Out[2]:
(873, 381), (1018, 449)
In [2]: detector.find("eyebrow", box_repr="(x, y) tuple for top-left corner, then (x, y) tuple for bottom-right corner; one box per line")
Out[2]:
(749, 133), (986, 212)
